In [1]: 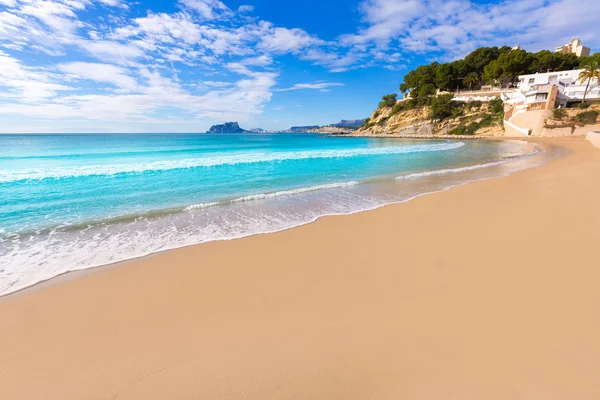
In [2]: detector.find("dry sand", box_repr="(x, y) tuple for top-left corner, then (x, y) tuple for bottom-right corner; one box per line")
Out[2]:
(1, 138), (599, 400)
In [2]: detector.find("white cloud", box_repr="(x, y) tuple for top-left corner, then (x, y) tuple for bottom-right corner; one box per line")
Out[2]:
(258, 21), (323, 53)
(0, 0), (313, 131)
(301, 49), (369, 73)
(58, 62), (138, 90)
(18, 0), (80, 33)
(275, 81), (344, 92)
(343, 0), (600, 59)
(78, 40), (145, 63)
(238, 5), (254, 13)
(179, 0), (232, 19)
(6, 0), (597, 132)
(96, 0), (123, 6)
(0, 51), (72, 101)
(202, 80), (232, 87)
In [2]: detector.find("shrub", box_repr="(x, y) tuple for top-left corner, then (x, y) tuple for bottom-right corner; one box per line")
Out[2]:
(378, 116), (390, 126)
(478, 114), (493, 128)
(464, 122), (480, 135)
(577, 102), (591, 109)
(430, 94), (457, 121)
(389, 102), (404, 117)
(449, 114), (495, 136)
(489, 97), (504, 114)
(403, 98), (418, 110)
(469, 100), (483, 109)
(553, 108), (566, 120)
(379, 93), (398, 108)
(373, 110), (380, 119)
(416, 84), (436, 106)
(574, 110), (599, 125)
(449, 126), (466, 135)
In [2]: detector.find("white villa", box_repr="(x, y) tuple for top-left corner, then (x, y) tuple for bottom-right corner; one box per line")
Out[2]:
(502, 69), (600, 110)
(500, 68), (600, 137)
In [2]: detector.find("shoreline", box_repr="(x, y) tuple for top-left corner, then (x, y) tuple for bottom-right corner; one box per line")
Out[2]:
(337, 132), (494, 139)
(1, 138), (599, 399)
(1, 139), (548, 301)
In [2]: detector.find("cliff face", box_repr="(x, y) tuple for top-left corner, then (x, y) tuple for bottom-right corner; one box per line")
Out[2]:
(305, 126), (355, 134)
(540, 105), (600, 137)
(356, 106), (433, 135)
(332, 119), (366, 128)
(354, 100), (503, 137)
(207, 122), (248, 133)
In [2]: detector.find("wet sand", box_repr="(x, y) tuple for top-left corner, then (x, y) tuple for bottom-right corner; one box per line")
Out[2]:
(1, 138), (599, 399)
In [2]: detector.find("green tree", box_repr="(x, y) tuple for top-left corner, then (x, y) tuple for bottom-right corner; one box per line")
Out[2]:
(530, 50), (578, 73)
(579, 53), (600, 68)
(555, 53), (580, 71)
(379, 93), (398, 108)
(435, 63), (456, 91)
(531, 50), (557, 72)
(416, 83), (436, 106)
(496, 49), (535, 83)
(464, 72), (480, 90)
(430, 94), (457, 120)
(463, 47), (501, 75)
(482, 60), (503, 85)
(400, 62), (438, 93)
(577, 60), (600, 104)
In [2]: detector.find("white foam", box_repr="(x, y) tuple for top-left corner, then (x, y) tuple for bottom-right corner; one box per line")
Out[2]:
(182, 182), (360, 211)
(0, 142), (464, 183)
(396, 160), (509, 180)
(183, 202), (220, 211)
(232, 181), (360, 202)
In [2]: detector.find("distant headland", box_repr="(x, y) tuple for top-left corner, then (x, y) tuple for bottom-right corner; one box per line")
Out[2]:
(207, 122), (249, 133)
(206, 119), (367, 134)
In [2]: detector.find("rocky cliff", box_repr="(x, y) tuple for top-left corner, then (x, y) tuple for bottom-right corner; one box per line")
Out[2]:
(540, 106), (600, 137)
(305, 126), (355, 134)
(354, 99), (504, 137)
(207, 122), (248, 133)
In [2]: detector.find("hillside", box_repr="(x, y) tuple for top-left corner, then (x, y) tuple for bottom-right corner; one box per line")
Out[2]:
(355, 45), (598, 137)
(355, 96), (504, 136)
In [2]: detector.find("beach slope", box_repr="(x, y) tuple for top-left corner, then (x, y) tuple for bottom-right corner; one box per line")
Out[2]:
(1, 138), (599, 400)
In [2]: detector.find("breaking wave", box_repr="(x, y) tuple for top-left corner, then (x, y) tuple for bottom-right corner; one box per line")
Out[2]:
(0, 142), (464, 183)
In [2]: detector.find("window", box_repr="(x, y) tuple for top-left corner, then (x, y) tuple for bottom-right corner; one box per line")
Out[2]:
(529, 78), (535, 84)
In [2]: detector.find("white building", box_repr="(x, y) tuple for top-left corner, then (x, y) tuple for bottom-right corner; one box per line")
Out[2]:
(502, 69), (600, 109)
(555, 38), (590, 58)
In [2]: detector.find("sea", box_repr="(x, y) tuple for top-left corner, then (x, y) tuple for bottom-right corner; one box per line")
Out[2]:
(0, 133), (542, 296)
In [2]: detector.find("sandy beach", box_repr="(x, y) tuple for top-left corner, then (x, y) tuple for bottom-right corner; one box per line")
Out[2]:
(1, 138), (599, 399)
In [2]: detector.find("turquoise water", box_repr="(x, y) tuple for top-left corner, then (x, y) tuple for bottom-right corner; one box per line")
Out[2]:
(0, 133), (536, 295)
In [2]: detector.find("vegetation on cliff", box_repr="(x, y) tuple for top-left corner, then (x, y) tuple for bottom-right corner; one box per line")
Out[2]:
(358, 45), (599, 136)
(399, 47), (599, 101)
(544, 104), (600, 135)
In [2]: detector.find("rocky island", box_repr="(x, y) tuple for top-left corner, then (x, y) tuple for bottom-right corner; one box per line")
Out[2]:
(207, 122), (249, 133)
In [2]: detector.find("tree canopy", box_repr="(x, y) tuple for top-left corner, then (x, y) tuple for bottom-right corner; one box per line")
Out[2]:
(398, 46), (588, 106)
(378, 93), (398, 108)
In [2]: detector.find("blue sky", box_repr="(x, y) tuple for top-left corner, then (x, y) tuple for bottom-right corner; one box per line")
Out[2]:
(0, 0), (598, 132)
